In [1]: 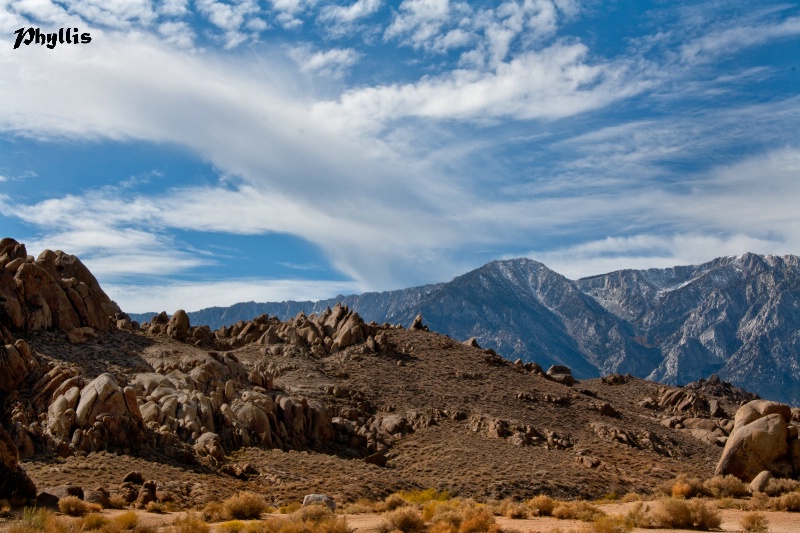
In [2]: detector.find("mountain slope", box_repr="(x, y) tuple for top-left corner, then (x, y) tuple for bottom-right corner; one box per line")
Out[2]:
(131, 253), (800, 403)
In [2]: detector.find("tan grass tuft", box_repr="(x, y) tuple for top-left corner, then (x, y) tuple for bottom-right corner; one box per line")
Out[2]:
(58, 496), (96, 517)
(171, 511), (210, 533)
(382, 507), (427, 533)
(740, 511), (769, 533)
(223, 491), (268, 520)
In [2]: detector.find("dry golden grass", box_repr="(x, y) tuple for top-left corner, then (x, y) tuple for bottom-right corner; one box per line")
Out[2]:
(58, 496), (101, 517)
(456, 506), (497, 533)
(551, 501), (605, 522)
(772, 492), (800, 512)
(702, 475), (748, 498)
(765, 478), (800, 497)
(527, 495), (556, 516)
(171, 511), (210, 533)
(649, 498), (720, 530)
(111, 511), (138, 530)
(79, 513), (109, 530)
(381, 507), (427, 533)
(257, 506), (351, 533)
(748, 492), (771, 511)
(384, 493), (409, 511)
(492, 499), (528, 519)
(586, 515), (632, 533)
(739, 511), (769, 533)
(398, 489), (450, 504)
(342, 498), (375, 514)
(107, 495), (129, 510)
(279, 502), (303, 515)
(223, 491), (269, 520)
(217, 520), (249, 533)
(619, 493), (642, 503)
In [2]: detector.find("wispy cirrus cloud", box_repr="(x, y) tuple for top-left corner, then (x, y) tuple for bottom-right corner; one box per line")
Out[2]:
(1, 0), (799, 314)
(289, 45), (361, 77)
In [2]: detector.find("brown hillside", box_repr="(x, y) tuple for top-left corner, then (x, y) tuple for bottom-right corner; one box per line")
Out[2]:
(0, 239), (773, 509)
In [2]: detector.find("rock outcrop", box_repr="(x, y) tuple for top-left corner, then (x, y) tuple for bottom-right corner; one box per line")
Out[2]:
(716, 400), (800, 481)
(0, 423), (36, 502)
(0, 238), (122, 340)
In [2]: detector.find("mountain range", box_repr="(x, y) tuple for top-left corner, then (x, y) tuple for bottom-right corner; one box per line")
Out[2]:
(130, 253), (800, 404)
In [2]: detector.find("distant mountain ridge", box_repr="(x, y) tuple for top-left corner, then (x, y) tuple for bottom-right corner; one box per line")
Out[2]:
(130, 253), (800, 404)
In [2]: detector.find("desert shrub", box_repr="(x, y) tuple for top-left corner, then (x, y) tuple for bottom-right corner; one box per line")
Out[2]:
(79, 513), (109, 530)
(651, 498), (691, 529)
(385, 493), (409, 511)
(527, 495), (556, 516)
(764, 477), (800, 496)
(588, 515), (632, 533)
(145, 501), (165, 514)
(715, 497), (744, 510)
(739, 511), (769, 533)
(552, 501), (605, 522)
(398, 489), (450, 504)
(217, 521), (248, 533)
(429, 522), (457, 533)
(172, 512), (210, 533)
(424, 499), (477, 531)
(703, 475), (748, 498)
(650, 498), (720, 530)
(493, 499), (527, 519)
(772, 491), (800, 512)
(619, 493), (642, 503)
(657, 475), (707, 499)
(688, 499), (722, 530)
(7, 507), (54, 532)
(258, 512), (350, 533)
(223, 491), (268, 520)
(201, 501), (225, 522)
(342, 499), (374, 514)
(111, 511), (138, 530)
(107, 496), (129, 510)
(296, 505), (335, 524)
(623, 502), (654, 529)
(748, 492), (770, 511)
(457, 506), (496, 533)
(279, 502), (303, 514)
(382, 507), (427, 533)
(58, 496), (93, 517)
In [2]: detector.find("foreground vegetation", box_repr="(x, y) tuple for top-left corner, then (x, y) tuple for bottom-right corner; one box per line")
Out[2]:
(2, 474), (800, 533)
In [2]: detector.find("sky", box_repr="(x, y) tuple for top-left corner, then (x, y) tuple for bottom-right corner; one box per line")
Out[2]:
(1, 0), (799, 313)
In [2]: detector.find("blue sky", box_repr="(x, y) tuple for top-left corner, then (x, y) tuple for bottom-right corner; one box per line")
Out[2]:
(1, 0), (799, 313)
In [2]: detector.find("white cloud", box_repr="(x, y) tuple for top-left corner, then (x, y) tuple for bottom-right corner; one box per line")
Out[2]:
(105, 279), (366, 313)
(267, 0), (314, 28)
(158, 20), (194, 48)
(158, 0), (190, 17)
(680, 15), (800, 64)
(195, 0), (262, 46)
(527, 233), (791, 280)
(319, 0), (381, 24)
(384, 0), (455, 47)
(290, 46), (360, 76)
(55, 0), (157, 28)
(315, 43), (645, 129)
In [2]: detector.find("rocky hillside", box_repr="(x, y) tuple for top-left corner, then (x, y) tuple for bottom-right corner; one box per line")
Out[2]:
(7, 238), (799, 508)
(143, 254), (800, 404)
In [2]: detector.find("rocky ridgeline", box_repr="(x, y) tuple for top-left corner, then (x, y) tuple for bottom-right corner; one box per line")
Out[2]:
(142, 302), (392, 357)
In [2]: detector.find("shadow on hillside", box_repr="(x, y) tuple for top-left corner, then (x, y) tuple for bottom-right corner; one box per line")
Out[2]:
(27, 328), (157, 380)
